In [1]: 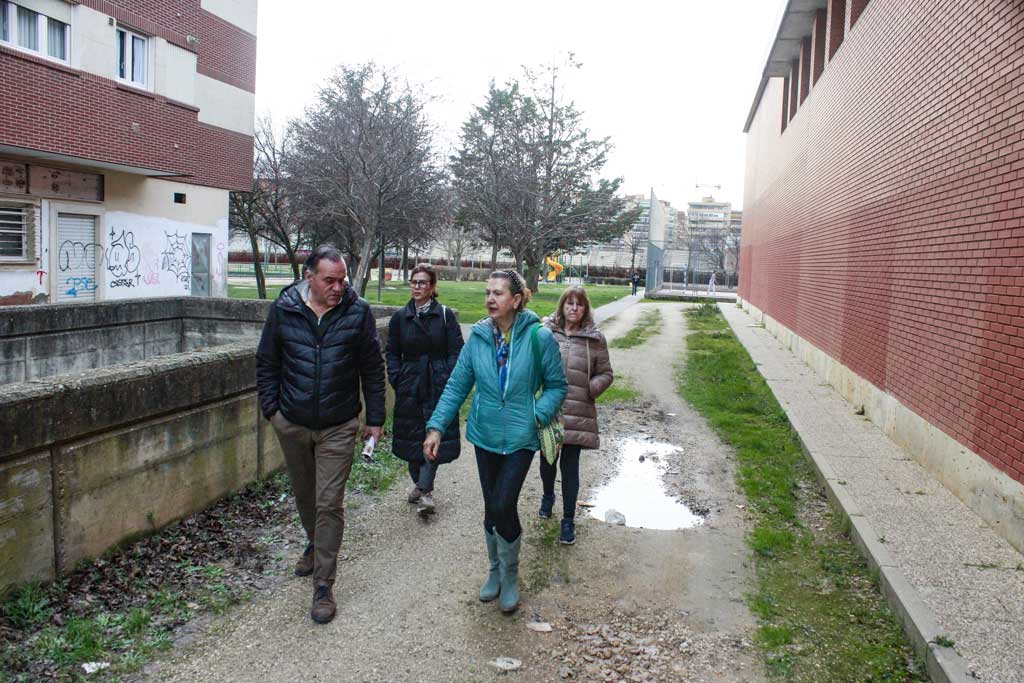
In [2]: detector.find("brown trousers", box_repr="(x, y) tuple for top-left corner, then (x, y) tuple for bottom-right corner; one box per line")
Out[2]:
(271, 412), (359, 585)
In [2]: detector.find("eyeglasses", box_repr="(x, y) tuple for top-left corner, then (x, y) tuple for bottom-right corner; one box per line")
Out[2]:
(410, 280), (432, 288)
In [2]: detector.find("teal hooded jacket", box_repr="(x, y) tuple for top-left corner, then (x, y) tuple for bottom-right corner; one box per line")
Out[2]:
(426, 309), (568, 454)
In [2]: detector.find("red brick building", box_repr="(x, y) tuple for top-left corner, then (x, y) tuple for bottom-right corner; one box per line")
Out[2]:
(0, 0), (256, 304)
(740, 0), (1024, 551)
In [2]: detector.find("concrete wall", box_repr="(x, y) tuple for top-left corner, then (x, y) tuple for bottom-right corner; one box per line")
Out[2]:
(0, 298), (398, 592)
(0, 297), (270, 385)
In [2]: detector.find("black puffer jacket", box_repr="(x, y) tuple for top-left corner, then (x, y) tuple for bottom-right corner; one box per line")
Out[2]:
(256, 283), (386, 430)
(386, 299), (463, 463)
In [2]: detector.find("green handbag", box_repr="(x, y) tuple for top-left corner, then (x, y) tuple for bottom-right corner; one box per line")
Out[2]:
(531, 323), (565, 465)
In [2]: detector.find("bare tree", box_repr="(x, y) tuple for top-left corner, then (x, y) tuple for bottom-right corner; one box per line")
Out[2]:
(452, 60), (639, 292)
(228, 189), (267, 298)
(288, 64), (442, 295)
(252, 117), (310, 280)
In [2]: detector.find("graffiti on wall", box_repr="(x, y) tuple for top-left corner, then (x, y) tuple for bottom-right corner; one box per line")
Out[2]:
(215, 243), (225, 281)
(65, 277), (97, 297)
(161, 231), (191, 286)
(46, 215), (223, 297)
(106, 229), (141, 278)
(57, 241), (102, 273)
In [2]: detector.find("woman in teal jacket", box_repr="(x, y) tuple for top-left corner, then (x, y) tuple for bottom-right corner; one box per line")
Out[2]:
(424, 270), (567, 614)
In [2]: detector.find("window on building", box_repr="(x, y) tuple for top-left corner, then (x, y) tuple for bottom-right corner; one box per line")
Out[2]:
(0, 202), (31, 260)
(46, 16), (66, 60)
(117, 27), (148, 87)
(0, 2), (69, 62)
(15, 5), (35, 51)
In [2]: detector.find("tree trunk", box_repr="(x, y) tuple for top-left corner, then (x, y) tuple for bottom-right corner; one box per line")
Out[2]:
(522, 249), (543, 294)
(401, 242), (409, 282)
(490, 241), (498, 271)
(248, 232), (267, 299)
(286, 246), (300, 281)
(352, 233), (376, 296)
(377, 240), (385, 302)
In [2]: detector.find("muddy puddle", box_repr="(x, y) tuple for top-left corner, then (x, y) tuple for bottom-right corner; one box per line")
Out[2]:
(587, 436), (703, 530)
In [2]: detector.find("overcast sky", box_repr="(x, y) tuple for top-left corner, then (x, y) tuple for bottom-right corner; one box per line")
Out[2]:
(254, 0), (785, 211)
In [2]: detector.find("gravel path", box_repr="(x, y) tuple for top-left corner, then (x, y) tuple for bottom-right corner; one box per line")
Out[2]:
(146, 302), (762, 682)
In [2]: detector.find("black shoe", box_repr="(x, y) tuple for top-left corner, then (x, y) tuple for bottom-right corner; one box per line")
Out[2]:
(559, 518), (576, 545)
(538, 494), (555, 519)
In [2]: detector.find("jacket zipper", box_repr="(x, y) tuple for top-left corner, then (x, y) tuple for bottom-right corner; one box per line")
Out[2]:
(306, 313), (323, 429)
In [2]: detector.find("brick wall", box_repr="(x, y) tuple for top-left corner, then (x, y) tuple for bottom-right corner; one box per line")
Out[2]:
(0, 46), (251, 190)
(197, 10), (256, 93)
(4, 1), (254, 191)
(740, 0), (1024, 483)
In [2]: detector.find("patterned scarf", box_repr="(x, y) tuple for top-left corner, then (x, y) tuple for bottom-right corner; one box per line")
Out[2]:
(492, 323), (511, 395)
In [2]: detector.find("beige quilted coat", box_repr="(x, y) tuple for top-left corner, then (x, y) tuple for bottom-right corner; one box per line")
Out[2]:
(544, 318), (614, 449)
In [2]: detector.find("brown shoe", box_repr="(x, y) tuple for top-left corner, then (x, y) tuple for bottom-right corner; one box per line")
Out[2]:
(407, 485), (422, 503)
(294, 542), (314, 577)
(311, 584), (336, 624)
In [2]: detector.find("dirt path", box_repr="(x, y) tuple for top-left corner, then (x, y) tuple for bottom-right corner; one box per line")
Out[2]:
(147, 302), (761, 683)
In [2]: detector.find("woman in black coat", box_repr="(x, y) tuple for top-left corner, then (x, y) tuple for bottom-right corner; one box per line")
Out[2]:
(386, 263), (464, 515)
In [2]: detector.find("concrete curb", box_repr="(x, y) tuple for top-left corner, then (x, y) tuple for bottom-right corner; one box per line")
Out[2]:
(720, 304), (974, 683)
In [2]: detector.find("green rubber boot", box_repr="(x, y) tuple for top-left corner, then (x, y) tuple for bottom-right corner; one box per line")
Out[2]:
(479, 528), (501, 602)
(495, 533), (522, 614)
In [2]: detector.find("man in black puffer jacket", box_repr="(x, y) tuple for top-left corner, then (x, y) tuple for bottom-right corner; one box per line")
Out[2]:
(256, 246), (385, 625)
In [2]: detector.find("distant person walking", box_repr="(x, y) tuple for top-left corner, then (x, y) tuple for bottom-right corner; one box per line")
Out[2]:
(631, 271), (640, 296)
(707, 271), (717, 295)
(424, 270), (567, 614)
(386, 264), (463, 516)
(256, 246), (386, 625)
(539, 286), (614, 544)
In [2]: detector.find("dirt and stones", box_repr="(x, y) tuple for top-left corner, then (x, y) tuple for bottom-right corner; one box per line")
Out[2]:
(29, 299), (763, 683)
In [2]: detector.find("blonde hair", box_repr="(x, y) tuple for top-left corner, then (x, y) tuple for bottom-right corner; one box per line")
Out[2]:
(554, 286), (593, 328)
(488, 270), (533, 311)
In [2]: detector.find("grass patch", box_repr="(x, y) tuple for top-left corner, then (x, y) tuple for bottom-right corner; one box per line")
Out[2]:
(678, 306), (927, 682)
(523, 518), (572, 592)
(349, 420), (404, 496)
(229, 280), (631, 323)
(596, 375), (641, 404)
(2, 582), (52, 631)
(609, 309), (663, 349)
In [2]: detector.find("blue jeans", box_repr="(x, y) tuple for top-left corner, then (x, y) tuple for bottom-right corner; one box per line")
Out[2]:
(475, 447), (535, 542)
(539, 444), (581, 518)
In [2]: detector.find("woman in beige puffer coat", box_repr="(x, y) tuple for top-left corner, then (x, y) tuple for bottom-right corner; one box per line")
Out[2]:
(539, 286), (614, 544)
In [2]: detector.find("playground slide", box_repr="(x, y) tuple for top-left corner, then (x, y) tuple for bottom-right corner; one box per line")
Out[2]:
(545, 255), (564, 281)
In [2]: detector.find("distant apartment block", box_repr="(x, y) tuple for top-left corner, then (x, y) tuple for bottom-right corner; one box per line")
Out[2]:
(0, 0), (257, 305)
(683, 196), (741, 274)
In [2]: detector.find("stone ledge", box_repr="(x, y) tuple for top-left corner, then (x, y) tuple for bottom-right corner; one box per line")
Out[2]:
(728, 300), (977, 683)
(0, 342), (257, 461)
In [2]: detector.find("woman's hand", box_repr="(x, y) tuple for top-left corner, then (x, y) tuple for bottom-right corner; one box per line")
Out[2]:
(423, 429), (442, 461)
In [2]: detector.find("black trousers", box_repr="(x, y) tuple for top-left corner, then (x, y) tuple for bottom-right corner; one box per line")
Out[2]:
(407, 459), (437, 492)
(539, 444), (582, 518)
(475, 447), (535, 542)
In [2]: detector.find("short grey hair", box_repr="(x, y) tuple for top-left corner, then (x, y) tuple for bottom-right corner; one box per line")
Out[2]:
(304, 245), (346, 274)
